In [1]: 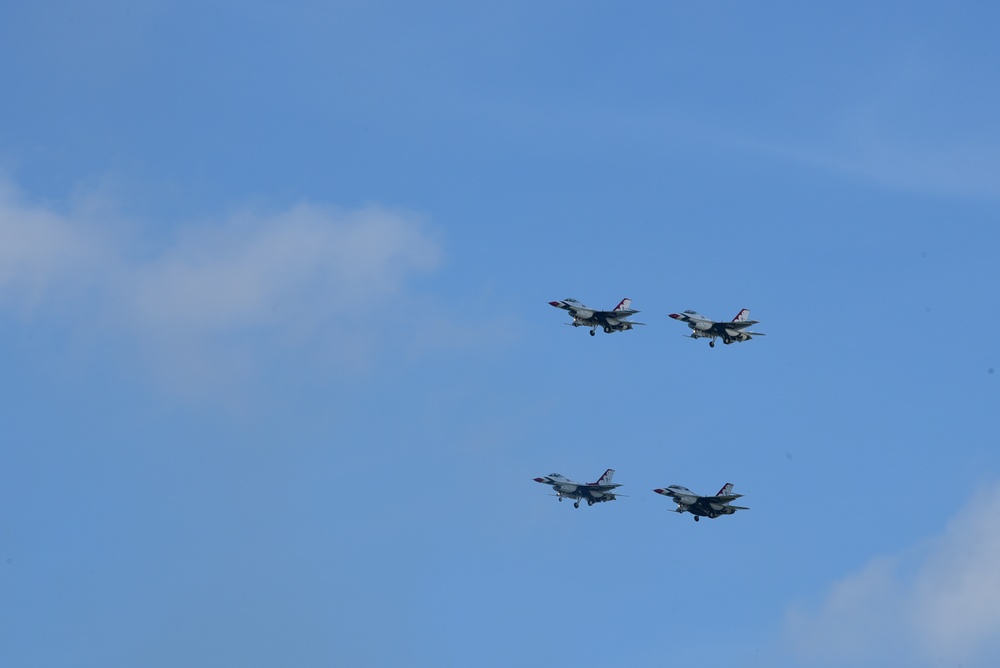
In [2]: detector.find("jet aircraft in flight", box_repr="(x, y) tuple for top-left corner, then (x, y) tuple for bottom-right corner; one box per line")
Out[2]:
(549, 298), (643, 336)
(668, 308), (764, 347)
(653, 483), (748, 521)
(534, 469), (621, 507)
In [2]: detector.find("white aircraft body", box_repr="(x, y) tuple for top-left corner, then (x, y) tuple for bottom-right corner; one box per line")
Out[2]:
(549, 298), (644, 336)
(534, 469), (621, 508)
(653, 483), (748, 521)
(668, 308), (764, 347)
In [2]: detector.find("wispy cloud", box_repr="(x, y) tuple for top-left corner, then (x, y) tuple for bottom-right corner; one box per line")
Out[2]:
(0, 181), (116, 311)
(742, 131), (1000, 201)
(0, 180), (444, 397)
(755, 58), (1000, 201)
(783, 481), (1000, 667)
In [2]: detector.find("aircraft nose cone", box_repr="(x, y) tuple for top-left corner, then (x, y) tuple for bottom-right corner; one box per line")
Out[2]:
(668, 313), (682, 320)
(548, 301), (561, 307)
(533, 477), (546, 483)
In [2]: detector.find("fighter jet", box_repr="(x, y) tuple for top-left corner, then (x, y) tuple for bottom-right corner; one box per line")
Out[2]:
(549, 298), (644, 336)
(668, 308), (764, 347)
(534, 469), (622, 508)
(653, 483), (748, 521)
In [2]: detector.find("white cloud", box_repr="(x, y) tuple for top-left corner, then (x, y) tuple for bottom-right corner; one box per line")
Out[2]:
(911, 485), (1000, 658)
(0, 181), (114, 311)
(783, 481), (1000, 667)
(125, 203), (440, 333)
(0, 180), (444, 396)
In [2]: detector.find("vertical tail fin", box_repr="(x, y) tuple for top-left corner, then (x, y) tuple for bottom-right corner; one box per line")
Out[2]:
(732, 309), (750, 322)
(594, 469), (615, 485)
(614, 298), (632, 312)
(716, 482), (734, 497)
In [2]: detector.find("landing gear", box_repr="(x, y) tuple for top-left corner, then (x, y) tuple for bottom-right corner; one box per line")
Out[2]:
(573, 500), (580, 508)
(709, 340), (715, 348)
(694, 516), (700, 522)
(587, 499), (594, 506)
(603, 326), (612, 333)
(589, 329), (596, 336)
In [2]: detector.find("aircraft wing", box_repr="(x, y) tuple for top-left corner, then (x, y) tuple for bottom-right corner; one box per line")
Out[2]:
(605, 317), (644, 326)
(725, 320), (759, 330)
(595, 308), (640, 318)
(583, 484), (621, 492)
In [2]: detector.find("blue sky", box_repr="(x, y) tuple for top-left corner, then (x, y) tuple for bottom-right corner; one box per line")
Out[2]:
(2, 2), (999, 666)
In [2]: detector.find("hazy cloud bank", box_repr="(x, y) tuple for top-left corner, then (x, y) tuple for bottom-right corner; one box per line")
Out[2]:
(0, 180), (443, 395)
(784, 481), (1000, 667)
